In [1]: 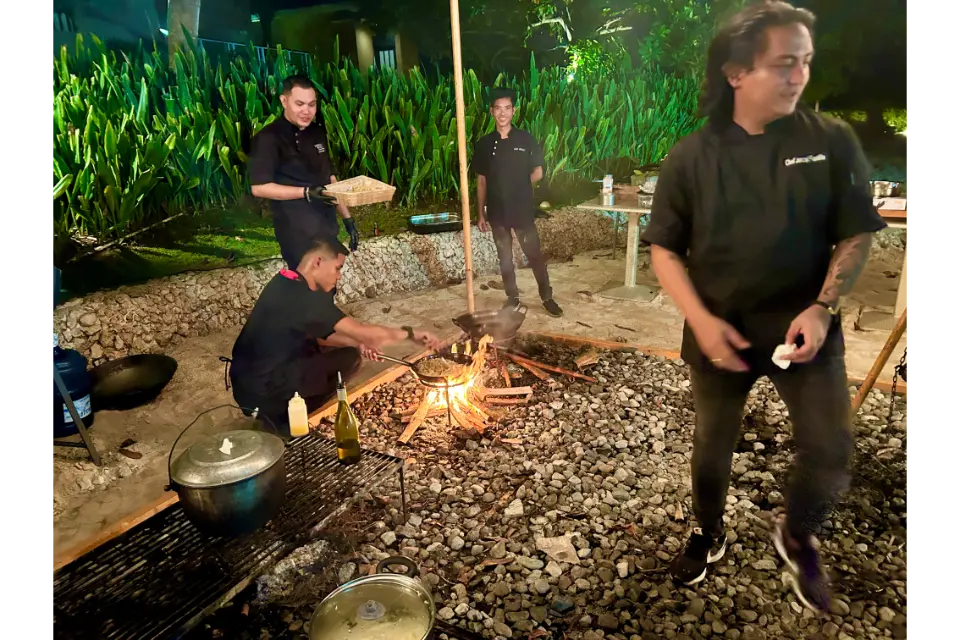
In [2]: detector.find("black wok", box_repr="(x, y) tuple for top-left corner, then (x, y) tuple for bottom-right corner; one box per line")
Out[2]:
(453, 305), (527, 342)
(90, 354), (178, 411)
(378, 352), (473, 388)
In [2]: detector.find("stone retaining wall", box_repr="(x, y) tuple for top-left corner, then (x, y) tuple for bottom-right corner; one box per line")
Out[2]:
(55, 208), (616, 364)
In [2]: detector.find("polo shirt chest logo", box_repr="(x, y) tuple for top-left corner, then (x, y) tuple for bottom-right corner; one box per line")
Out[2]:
(784, 153), (827, 167)
(513, 147), (526, 152)
(314, 143), (326, 154)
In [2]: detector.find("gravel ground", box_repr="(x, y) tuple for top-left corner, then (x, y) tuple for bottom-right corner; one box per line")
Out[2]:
(189, 342), (907, 640)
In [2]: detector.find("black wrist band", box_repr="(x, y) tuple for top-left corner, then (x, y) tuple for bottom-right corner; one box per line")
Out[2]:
(401, 326), (415, 340)
(814, 300), (839, 315)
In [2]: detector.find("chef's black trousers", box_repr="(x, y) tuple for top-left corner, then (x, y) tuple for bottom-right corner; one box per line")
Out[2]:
(688, 346), (853, 541)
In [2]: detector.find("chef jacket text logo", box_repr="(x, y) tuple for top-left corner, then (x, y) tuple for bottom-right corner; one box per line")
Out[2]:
(314, 143), (326, 154)
(514, 147), (526, 152)
(784, 153), (826, 167)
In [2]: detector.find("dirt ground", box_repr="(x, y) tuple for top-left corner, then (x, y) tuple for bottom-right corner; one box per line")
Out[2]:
(53, 245), (906, 567)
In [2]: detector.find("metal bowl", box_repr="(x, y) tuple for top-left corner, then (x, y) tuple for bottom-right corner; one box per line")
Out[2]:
(871, 181), (902, 197)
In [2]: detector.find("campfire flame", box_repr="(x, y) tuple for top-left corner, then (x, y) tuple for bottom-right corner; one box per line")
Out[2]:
(399, 336), (495, 442)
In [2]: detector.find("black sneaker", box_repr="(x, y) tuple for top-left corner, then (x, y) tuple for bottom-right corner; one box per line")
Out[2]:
(669, 528), (728, 586)
(503, 297), (521, 310)
(772, 519), (831, 613)
(542, 299), (563, 317)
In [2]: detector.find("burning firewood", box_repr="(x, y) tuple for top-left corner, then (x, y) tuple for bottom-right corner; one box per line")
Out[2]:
(397, 335), (499, 443)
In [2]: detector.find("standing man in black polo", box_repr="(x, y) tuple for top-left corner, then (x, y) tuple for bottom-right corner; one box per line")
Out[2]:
(641, 2), (886, 612)
(473, 88), (563, 317)
(248, 75), (360, 268)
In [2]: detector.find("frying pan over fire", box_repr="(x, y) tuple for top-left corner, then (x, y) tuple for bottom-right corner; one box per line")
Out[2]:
(377, 352), (473, 388)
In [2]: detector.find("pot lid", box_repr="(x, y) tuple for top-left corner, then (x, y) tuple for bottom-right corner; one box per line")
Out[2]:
(310, 574), (434, 640)
(170, 429), (285, 488)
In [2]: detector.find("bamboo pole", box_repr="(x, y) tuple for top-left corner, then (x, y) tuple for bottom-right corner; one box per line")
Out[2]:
(449, 0), (475, 313)
(851, 308), (906, 413)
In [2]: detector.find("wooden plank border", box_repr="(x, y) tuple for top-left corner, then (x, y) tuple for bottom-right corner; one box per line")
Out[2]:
(54, 493), (179, 572)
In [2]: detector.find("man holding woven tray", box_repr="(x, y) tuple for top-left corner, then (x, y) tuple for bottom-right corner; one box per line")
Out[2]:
(249, 75), (360, 267)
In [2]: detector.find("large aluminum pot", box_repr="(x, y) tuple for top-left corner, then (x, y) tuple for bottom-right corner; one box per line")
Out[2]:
(309, 556), (435, 640)
(167, 407), (287, 536)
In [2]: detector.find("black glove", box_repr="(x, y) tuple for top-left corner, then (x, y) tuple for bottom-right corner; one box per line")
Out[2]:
(343, 217), (359, 252)
(304, 184), (337, 205)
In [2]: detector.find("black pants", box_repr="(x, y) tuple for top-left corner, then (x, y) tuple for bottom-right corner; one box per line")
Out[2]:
(491, 224), (553, 301)
(689, 352), (853, 540)
(231, 346), (362, 436)
(274, 214), (339, 269)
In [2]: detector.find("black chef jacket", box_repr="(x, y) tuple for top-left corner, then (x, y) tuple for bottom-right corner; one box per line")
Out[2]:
(230, 271), (346, 396)
(248, 117), (340, 260)
(641, 108), (887, 371)
(472, 128), (545, 229)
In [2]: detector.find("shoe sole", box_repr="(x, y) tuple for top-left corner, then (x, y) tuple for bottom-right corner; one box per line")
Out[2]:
(771, 521), (825, 614)
(681, 536), (728, 586)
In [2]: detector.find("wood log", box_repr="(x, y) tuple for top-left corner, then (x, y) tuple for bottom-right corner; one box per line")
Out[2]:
(500, 362), (511, 387)
(506, 353), (598, 383)
(401, 409), (444, 423)
(486, 397), (532, 406)
(512, 358), (552, 381)
(451, 405), (486, 433)
(481, 386), (534, 398)
(575, 349), (600, 370)
(399, 393), (435, 444)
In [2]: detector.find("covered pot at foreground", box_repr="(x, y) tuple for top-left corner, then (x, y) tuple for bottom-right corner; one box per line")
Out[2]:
(168, 419), (287, 537)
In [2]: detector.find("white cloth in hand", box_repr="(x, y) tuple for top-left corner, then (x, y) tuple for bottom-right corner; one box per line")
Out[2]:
(772, 343), (797, 370)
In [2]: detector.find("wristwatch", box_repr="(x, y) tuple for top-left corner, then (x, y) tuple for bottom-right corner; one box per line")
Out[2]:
(814, 300), (839, 316)
(401, 326), (415, 340)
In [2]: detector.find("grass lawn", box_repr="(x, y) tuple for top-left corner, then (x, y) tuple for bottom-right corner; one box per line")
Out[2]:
(58, 199), (458, 299)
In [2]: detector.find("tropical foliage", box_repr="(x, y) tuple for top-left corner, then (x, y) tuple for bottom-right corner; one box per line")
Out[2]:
(53, 34), (702, 249)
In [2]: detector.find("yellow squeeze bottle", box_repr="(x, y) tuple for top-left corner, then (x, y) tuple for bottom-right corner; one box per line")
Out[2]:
(288, 392), (309, 437)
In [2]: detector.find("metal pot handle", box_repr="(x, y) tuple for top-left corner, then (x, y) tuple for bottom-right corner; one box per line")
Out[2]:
(166, 403), (278, 490)
(376, 555), (420, 579)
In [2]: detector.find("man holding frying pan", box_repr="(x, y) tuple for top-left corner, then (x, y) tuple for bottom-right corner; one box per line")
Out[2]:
(229, 235), (442, 437)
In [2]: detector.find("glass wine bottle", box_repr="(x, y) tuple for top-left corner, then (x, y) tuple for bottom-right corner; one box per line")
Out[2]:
(334, 372), (362, 465)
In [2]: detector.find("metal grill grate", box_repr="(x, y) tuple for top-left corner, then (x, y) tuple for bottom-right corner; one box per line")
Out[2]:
(53, 435), (404, 640)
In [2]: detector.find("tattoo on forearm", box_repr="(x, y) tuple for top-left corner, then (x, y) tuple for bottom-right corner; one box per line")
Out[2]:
(818, 233), (872, 304)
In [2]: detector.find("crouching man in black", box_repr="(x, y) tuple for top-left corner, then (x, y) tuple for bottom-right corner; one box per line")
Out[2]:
(229, 235), (442, 435)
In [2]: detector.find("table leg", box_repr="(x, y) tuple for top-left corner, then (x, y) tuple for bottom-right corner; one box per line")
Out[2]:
(611, 211), (620, 256)
(623, 212), (640, 287)
(895, 247), (906, 317)
(598, 212), (659, 302)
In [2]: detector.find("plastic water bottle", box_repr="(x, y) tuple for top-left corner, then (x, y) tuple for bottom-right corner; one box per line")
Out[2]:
(601, 174), (614, 195)
(54, 333), (94, 438)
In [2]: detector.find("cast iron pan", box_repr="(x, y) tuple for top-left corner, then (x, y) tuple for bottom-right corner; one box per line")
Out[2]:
(378, 352), (473, 388)
(453, 305), (527, 342)
(90, 354), (178, 411)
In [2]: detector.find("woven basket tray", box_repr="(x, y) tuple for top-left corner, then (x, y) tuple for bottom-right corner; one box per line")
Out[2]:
(324, 176), (397, 207)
